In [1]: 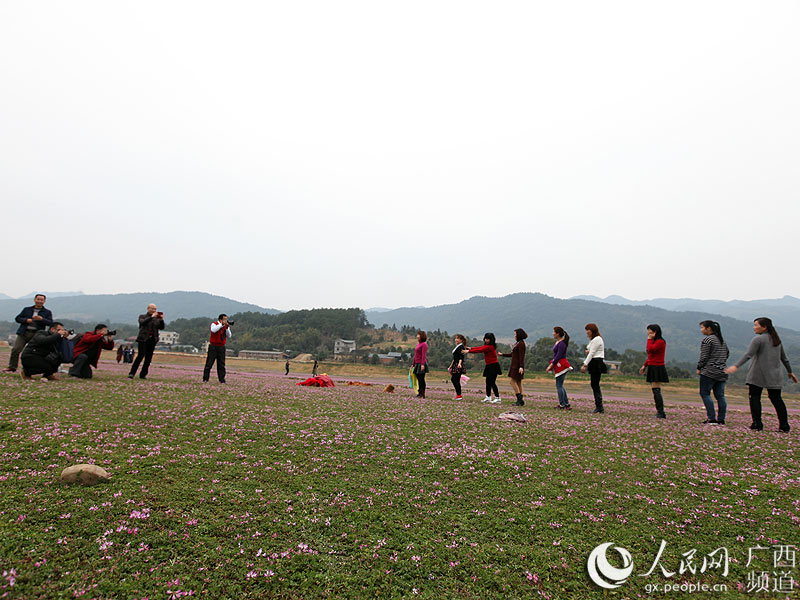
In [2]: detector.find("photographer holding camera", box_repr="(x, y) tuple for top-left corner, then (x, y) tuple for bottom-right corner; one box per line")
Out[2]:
(20, 322), (70, 381)
(202, 314), (232, 384)
(69, 324), (115, 379)
(4, 294), (54, 373)
(128, 303), (165, 380)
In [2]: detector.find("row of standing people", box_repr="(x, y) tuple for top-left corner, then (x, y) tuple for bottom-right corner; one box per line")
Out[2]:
(411, 317), (796, 432)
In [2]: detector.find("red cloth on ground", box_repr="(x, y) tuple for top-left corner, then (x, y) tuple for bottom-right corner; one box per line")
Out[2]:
(297, 375), (335, 387)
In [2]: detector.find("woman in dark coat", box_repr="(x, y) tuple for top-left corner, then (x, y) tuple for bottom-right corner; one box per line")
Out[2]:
(448, 334), (468, 400)
(499, 328), (527, 406)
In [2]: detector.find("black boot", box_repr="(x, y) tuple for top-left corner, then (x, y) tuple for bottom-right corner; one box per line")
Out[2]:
(593, 391), (604, 413)
(515, 393), (524, 406)
(653, 388), (666, 418)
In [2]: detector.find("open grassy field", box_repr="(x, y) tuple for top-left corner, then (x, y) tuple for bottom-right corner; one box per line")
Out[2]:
(1, 350), (798, 599)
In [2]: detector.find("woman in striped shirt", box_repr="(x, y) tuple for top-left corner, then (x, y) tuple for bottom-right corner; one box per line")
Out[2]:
(697, 320), (729, 425)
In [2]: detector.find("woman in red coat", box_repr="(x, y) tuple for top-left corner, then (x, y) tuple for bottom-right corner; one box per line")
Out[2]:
(466, 333), (502, 404)
(639, 324), (669, 419)
(499, 328), (527, 406)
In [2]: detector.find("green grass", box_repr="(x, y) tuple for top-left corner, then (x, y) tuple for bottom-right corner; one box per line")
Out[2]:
(0, 364), (797, 598)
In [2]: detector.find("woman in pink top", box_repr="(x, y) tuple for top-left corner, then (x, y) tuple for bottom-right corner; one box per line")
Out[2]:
(412, 331), (429, 398)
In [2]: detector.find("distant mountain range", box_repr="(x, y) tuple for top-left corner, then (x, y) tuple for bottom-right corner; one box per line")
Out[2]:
(0, 291), (85, 300)
(0, 291), (280, 324)
(366, 293), (800, 363)
(571, 295), (800, 330)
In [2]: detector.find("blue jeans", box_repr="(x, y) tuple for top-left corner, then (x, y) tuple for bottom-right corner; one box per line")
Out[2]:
(555, 374), (569, 407)
(699, 375), (726, 422)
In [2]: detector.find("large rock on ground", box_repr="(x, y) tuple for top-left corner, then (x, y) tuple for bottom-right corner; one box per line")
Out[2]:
(60, 464), (110, 485)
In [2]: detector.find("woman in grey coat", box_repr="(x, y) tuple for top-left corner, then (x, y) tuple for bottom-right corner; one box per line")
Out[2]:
(726, 317), (798, 432)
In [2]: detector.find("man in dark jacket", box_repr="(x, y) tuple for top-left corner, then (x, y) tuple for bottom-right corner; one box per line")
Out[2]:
(128, 304), (165, 380)
(69, 324), (115, 379)
(4, 294), (54, 373)
(21, 322), (69, 380)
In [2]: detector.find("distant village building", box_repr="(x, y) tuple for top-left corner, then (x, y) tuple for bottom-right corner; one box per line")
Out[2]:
(334, 339), (356, 360)
(368, 353), (400, 365)
(158, 331), (180, 345)
(605, 360), (622, 373)
(239, 350), (287, 361)
(170, 345), (199, 354)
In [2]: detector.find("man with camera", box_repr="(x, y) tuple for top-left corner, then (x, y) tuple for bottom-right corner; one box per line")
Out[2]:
(20, 321), (70, 381)
(203, 314), (232, 384)
(128, 303), (165, 380)
(69, 324), (115, 379)
(4, 294), (54, 373)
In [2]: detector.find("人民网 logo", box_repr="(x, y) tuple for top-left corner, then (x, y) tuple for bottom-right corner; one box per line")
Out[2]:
(587, 542), (634, 589)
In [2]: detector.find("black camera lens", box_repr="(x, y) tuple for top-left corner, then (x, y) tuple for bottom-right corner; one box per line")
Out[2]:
(107, 329), (117, 336)
(227, 321), (235, 326)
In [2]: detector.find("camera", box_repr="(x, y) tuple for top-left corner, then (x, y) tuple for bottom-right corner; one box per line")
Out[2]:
(227, 321), (235, 326)
(67, 329), (75, 335)
(107, 329), (117, 336)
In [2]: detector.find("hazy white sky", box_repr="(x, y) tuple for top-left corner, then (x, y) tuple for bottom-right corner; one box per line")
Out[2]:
(2, 1), (798, 310)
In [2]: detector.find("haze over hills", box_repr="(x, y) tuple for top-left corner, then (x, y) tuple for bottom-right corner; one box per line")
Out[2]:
(0, 291), (280, 324)
(14, 291), (86, 299)
(571, 295), (800, 330)
(366, 293), (800, 363)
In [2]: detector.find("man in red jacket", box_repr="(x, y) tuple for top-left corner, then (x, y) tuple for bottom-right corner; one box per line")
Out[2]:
(202, 314), (231, 384)
(69, 324), (115, 379)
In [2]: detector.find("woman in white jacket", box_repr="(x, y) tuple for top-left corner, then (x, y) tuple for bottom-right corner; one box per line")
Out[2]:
(580, 323), (606, 414)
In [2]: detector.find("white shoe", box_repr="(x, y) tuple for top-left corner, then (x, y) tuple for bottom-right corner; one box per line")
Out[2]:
(482, 396), (491, 403)
(490, 398), (502, 404)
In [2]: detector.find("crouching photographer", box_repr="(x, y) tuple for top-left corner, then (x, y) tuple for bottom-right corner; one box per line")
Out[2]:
(68, 324), (116, 379)
(20, 322), (70, 381)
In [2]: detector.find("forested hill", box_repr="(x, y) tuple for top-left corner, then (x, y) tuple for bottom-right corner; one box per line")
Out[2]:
(366, 293), (800, 363)
(170, 308), (368, 357)
(0, 291), (279, 324)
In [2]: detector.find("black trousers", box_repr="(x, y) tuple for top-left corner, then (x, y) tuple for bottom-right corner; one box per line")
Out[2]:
(129, 337), (157, 378)
(451, 372), (462, 396)
(21, 355), (59, 377)
(485, 372), (499, 397)
(203, 345), (226, 382)
(8, 330), (36, 370)
(69, 353), (93, 379)
(749, 384), (789, 430)
(417, 371), (426, 395)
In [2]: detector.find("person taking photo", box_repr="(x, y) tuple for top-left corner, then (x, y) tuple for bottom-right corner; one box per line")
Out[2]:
(20, 321), (70, 381)
(128, 303), (165, 380)
(203, 314), (232, 384)
(69, 325), (115, 379)
(4, 294), (54, 373)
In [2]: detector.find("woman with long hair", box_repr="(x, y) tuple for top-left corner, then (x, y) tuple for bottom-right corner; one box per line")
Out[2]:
(412, 330), (428, 399)
(545, 326), (572, 409)
(639, 324), (669, 418)
(449, 334), (468, 400)
(697, 320), (729, 425)
(726, 317), (798, 432)
(466, 333), (502, 404)
(499, 328), (527, 406)
(580, 323), (606, 414)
